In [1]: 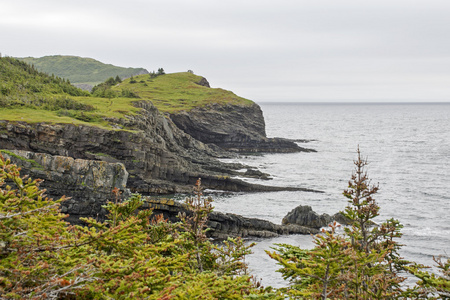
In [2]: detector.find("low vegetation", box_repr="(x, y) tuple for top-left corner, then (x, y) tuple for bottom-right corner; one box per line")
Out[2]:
(1, 56), (253, 129)
(0, 57), (142, 129)
(109, 71), (254, 114)
(268, 148), (450, 299)
(1, 149), (449, 299)
(17, 55), (148, 87)
(0, 154), (281, 299)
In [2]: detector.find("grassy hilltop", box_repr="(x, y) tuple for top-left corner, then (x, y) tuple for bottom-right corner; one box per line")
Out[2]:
(0, 56), (253, 128)
(113, 72), (253, 113)
(17, 55), (148, 87)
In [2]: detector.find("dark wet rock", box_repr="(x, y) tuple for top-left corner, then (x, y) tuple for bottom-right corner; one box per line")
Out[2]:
(169, 102), (316, 153)
(282, 205), (350, 229)
(146, 199), (319, 239)
(196, 77), (210, 87)
(244, 168), (271, 180)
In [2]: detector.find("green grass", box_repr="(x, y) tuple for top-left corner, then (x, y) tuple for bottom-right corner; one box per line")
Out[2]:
(1, 57), (255, 129)
(113, 72), (254, 113)
(17, 55), (148, 86)
(0, 97), (141, 130)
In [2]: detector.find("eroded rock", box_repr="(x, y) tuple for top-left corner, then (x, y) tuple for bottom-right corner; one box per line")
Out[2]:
(282, 205), (350, 229)
(1, 150), (130, 224)
(169, 102), (316, 153)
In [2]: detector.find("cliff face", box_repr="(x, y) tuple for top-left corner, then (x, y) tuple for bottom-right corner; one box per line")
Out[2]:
(0, 101), (317, 195)
(169, 102), (314, 153)
(0, 101), (229, 194)
(1, 150), (129, 223)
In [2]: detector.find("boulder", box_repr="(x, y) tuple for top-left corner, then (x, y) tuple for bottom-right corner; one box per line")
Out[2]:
(146, 198), (319, 239)
(282, 205), (348, 229)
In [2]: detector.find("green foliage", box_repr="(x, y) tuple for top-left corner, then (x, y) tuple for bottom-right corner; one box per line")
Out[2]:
(268, 223), (355, 299)
(0, 56), (89, 98)
(17, 55), (147, 87)
(114, 72), (254, 113)
(0, 155), (271, 299)
(91, 76), (126, 98)
(407, 255), (450, 299)
(1, 56), (254, 130)
(157, 67), (166, 75)
(268, 148), (412, 299)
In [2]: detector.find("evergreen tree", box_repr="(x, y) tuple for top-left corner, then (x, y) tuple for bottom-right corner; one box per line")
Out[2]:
(157, 68), (165, 75)
(268, 148), (409, 299)
(0, 154), (277, 299)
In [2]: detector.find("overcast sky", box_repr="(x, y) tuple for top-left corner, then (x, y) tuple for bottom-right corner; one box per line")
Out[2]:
(2, 0), (450, 102)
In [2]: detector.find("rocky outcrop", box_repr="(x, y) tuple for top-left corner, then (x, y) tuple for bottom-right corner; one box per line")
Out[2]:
(0, 150), (324, 234)
(1, 150), (129, 224)
(196, 77), (210, 87)
(0, 100), (320, 195)
(282, 205), (350, 229)
(146, 198), (319, 239)
(169, 102), (315, 153)
(0, 101), (238, 194)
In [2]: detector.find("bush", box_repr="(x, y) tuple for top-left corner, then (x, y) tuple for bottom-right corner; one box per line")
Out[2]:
(0, 155), (275, 299)
(267, 148), (442, 299)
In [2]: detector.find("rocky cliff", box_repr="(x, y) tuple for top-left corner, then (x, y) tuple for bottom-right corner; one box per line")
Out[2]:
(169, 102), (314, 153)
(1, 150), (130, 224)
(0, 150), (324, 235)
(0, 101), (225, 194)
(0, 101), (319, 195)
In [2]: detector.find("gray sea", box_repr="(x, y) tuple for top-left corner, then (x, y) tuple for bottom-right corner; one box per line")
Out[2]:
(213, 102), (450, 288)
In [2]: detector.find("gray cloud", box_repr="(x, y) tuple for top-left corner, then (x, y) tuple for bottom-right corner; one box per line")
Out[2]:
(2, 0), (450, 102)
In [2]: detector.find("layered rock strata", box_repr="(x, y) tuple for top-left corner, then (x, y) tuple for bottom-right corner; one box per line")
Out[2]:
(0, 150), (326, 237)
(1, 150), (130, 224)
(0, 102), (241, 194)
(0, 100), (319, 194)
(169, 102), (315, 153)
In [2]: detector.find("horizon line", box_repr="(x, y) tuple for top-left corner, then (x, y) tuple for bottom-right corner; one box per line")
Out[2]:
(256, 101), (450, 105)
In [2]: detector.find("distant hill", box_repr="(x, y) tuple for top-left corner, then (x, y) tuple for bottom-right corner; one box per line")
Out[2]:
(17, 55), (148, 90)
(0, 56), (88, 98)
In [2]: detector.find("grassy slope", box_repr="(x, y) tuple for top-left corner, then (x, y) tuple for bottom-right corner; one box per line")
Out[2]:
(1, 57), (254, 129)
(114, 72), (253, 113)
(17, 55), (148, 86)
(0, 57), (140, 129)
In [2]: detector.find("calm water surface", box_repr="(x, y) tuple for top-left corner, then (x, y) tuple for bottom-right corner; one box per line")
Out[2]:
(213, 103), (450, 287)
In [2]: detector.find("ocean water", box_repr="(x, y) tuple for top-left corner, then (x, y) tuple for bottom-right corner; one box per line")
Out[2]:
(213, 102), (450, 288)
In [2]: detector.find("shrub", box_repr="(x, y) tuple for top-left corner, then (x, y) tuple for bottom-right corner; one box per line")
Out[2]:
(268, 148), (409, 299)
(0, 155), (273, 299)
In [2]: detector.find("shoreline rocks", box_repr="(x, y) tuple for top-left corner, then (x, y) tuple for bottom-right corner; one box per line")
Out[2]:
(282, 205), (350, 229)
(0, 99), (317, 195)
(169, 103), (316, 153)
(146, 198), (320, 239)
